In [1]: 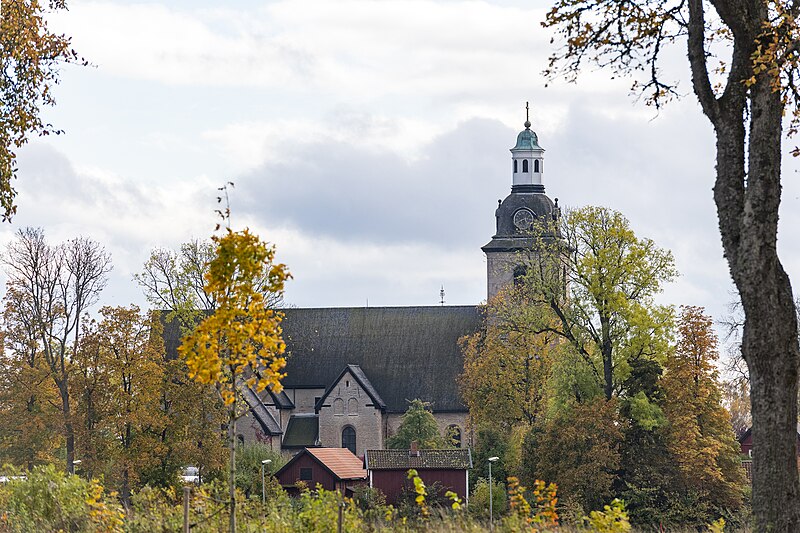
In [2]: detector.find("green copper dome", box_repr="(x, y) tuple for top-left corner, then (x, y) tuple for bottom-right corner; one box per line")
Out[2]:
(512, 127), (542, 151)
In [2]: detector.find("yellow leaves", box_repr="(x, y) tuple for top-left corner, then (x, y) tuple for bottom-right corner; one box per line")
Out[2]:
(178, 229), (290, 411)
(445, 490), (462, 510)
(531, 479), (559, 528)
(406, 469), (429, 518)
(84, 479), (125, 532)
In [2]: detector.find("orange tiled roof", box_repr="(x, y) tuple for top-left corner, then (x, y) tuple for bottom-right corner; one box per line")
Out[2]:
(307, 448), (367, 480)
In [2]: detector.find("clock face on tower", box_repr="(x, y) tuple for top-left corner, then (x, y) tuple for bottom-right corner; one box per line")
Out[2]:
(513, 209), (535, 231)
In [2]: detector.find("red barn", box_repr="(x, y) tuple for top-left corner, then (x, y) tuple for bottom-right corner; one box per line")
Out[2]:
(739, 424), (800, 458)
(275, 447), (367, 496)
(364, 447), (472, 505)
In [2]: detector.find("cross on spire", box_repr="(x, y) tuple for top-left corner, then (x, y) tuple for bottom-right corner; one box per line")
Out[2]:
(524, 101), (531, 129)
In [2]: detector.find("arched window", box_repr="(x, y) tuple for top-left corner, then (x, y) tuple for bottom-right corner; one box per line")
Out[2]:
(534, 159), (540, 172)
(347, 398), (358, 415)
(513, 160), (518, 173)
(333, 398), (344, 415)
(342, 426), (356, 454)
(447, 425), (462, 448)
(513, 265), (528, 287)
(522, 159), (529, 173)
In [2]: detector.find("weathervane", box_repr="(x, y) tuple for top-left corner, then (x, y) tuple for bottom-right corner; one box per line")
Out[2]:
(440, 285), (446, 306)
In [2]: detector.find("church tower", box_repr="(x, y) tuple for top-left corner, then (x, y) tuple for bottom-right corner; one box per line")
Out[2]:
(482, 104), (560, 300)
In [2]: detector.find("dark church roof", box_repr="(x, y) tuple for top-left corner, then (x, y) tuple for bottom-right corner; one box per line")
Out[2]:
(240, 384), (282, 435)
(280, 306), (480, 413)
(162, 306), (481, 414)
(283, 415), (320, 448)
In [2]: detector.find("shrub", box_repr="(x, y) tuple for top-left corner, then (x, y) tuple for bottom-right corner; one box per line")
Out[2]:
(0, 464), (124, 532)
(295, 484), (364, 532)
(585, 498), (632, 533)
(469, 477), (506, 519)
(233, 442), (285, 498)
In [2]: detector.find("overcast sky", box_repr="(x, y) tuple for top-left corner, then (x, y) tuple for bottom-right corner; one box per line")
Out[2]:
(5, 0), (800, 342)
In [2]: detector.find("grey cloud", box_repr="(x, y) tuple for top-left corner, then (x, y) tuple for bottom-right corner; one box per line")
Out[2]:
(237, 118), (514, 248)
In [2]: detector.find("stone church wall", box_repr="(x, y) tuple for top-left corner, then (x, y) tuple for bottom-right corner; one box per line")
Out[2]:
(317, 371), (383, 456)
(385, 411), (468, 448)
(235, 411), (282, 452)
(487, 251), (517, 301)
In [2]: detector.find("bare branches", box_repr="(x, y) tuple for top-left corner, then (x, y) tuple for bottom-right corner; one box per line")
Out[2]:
(543, 0), (686, 108)
(2, 227), (111, 473)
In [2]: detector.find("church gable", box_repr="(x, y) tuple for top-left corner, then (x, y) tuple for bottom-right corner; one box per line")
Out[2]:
(317, 366), (385, 454)
(314, 365), (385, 413)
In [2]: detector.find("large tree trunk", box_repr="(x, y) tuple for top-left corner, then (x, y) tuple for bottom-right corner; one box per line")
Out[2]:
(713, 50), (800, 530)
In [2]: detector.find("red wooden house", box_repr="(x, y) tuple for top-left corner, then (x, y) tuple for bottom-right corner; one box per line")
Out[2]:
(363, 446), (472, 505)
(275, 447), (367, 496)
(739, 424), (800, 458)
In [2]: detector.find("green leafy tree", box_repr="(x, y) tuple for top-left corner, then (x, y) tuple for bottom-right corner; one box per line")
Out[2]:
(471, 425), (512, 486)
(233, 442), (285, 498)
(543, 2), (800, 528)
(386, 399), (447, 449)
(0, 0), (84, 220)
(178, 227), (289, 533)
(514, 206), (676, 401)
(616, 358), (679, 525)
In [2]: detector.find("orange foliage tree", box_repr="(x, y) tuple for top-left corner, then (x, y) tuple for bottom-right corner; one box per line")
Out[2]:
(661, 306), (744, 510)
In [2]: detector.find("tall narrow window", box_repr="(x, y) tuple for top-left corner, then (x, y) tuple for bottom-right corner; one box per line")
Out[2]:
(513, 265), (528, 287)
(447, 425), (462, 448)
(534, 159), (540, 172)
(522, 159), (529, 173)
(342, 426), (356, 454)
(513, 160), (518, 173)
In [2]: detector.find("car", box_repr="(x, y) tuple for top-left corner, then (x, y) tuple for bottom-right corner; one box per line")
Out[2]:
(180, 466), (200, 484)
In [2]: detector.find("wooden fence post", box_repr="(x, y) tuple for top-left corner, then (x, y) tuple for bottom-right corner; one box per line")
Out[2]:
(183, 486), (191, 533)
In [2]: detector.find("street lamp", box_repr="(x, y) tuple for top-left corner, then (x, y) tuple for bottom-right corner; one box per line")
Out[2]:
(488, 456), (499, 531)
(261, 459), (272, 505)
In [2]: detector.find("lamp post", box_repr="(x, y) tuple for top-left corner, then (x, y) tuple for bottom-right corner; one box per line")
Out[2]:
(261, 459), (272, 505)
(488, 456), (499, 531)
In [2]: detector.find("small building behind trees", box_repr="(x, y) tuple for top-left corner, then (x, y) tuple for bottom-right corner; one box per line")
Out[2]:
(364, 446), (472, 504)
(274, 447), (367, 496)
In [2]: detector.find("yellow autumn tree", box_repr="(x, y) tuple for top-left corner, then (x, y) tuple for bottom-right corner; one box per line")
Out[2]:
(459, 287), (556, 432)
(178, 227), (289, 533)
(80, 306), (166, 508)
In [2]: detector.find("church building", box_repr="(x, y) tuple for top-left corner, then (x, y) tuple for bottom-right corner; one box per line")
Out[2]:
(167, 110), (561, 457)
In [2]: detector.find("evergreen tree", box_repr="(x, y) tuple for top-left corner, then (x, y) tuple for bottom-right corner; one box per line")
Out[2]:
(386, 399), (447, 449)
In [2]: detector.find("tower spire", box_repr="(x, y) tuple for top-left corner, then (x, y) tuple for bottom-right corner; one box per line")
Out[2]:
(524, 101), (531, 129)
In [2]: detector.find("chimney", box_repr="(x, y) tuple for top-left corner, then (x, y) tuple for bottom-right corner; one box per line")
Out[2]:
(410, 441), (420, 457)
